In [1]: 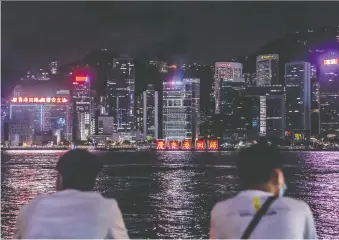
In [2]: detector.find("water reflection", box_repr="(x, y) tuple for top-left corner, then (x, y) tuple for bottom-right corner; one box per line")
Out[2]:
(1, 150), (339, 239)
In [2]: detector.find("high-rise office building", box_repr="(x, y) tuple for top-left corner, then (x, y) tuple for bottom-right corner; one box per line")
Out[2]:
(256, 54), (279, 86)
(98, 116), (114, 135)
(162, 78), (200, 141)
(138, 84), (159, 140)
(245, 86), (286, 138)
(319, 55), (339, 135)
(311, 65), (321, 136)
(214, 62), (243, 114)
(72, 75), (92, 141)
(107, 57), (135, 133)
(285, 61), (311, 132)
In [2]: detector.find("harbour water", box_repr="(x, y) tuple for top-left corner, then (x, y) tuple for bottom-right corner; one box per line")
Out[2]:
(1, 150), (339, 239)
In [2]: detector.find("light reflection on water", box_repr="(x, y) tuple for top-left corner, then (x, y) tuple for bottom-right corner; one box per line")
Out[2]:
(1, 151), (338, 239)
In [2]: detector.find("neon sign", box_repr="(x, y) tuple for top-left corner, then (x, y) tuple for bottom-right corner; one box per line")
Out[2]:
(181, 140), (192, 150)
(169, 140), (179, 150)
(208, 140), (219, 150)
(323, 59), (338, 65)
(261, 55), (274, 60)
(11, 97), (68, 104)
(195, 140), (206, 151)
(156, 140), (166, 150)
(75, 76), (88, 82)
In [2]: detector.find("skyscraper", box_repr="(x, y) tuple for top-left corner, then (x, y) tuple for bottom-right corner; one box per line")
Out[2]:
(319, 55), (339, 135)
(107, 57), (135, 133)
(162, 78), (200, 141)
(285, 61), (311, 132)
(139, 84), (159, 140)
(245, 86), (286, 139)
(72, 75), (92, 141)
(256, 54), (279, 86)
(214, 62), (243, 114)
(311, 65), (321, 136)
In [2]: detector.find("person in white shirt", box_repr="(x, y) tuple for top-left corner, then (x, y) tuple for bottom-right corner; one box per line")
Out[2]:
(14, 149), (129, 239)
(210, 140), (318, 239)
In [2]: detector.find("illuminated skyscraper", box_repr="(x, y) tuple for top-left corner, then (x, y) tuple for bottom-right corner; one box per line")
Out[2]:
(311, 65), (321, 136)
(214, 62), (243, 114)
(319, 55), (339, 135)
(107, 57), (135, 133)
(245, 86), (286, 139)
(285, 61), (311, 132)
(139, 84), (159, 140)
(256, 54), (279, 86)
(72, 76), (92, 141)
(162, 78), (200, 141)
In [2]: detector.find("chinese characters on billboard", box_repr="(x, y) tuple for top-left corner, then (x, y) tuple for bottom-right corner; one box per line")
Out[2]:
(181, 140), (192, 150)
(11, 97), (68, 104)
(156, 140), (166, 150)
(208, 140), (219, 150)
(323, 59), (338, 65)
(195, 140), (206, 151)
(169, 140), (179, 150)
(74, 76), (88, 82)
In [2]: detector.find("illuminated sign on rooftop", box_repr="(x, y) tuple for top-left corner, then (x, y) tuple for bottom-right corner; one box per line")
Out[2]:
(74, 76), (88, 82)
(11, 97), (68, 104)
(261, 55), (274, 60)
(323, 59), (338, 65)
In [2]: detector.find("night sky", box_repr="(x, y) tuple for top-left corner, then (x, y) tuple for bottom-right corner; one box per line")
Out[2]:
(2, 1), (339, 71)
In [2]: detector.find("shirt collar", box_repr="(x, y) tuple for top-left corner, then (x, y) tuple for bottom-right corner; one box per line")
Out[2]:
(237, 189), (274, 197)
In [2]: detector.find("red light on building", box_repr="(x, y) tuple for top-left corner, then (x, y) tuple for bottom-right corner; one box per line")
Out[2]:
(156, 140), (166, 150)
(169, 65), (177, 69)
(75, 76), (88, 82)
(169, 140), (179, 150)
(195, 140), (206, 150)
(323, 59), (338, 65)
(181, 140), (192, 150)
(208, 140), (219, 150)
(11, 97), (68, 104)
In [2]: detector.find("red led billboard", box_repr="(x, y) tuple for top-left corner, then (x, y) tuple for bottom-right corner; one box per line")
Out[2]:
(195, 140), (206, 150)
(11, 97), (68, 104)
(74, 76), (88, 82)
(181, 140), (192, 150)
(208, 140), (219, 150)
(169, 140), (179, 150)
(156, 140), (166, 150)
(323, 59), (338, 65)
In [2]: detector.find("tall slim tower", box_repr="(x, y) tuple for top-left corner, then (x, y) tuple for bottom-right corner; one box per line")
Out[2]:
(107, 57), (135, 133)
(319, 55), (339, 135)
(285, 61), (311, 132)
(72, 75), (91, 141)
(140, 84), (159, 140)
(256, 54), (279, 86)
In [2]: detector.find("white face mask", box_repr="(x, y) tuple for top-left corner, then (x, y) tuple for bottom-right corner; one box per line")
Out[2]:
(279, 183), (287, 197)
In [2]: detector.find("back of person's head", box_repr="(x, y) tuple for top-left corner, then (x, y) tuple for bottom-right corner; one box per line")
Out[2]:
(56, 149), (103, 191)
(236, 139), (284, 187)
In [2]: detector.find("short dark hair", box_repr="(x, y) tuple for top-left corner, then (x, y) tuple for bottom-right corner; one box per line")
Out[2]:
(236, 141), (284, 185)
(56, 149), (103, 191)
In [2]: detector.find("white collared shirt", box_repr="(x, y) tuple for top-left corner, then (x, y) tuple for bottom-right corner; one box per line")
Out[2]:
(14, 189), (129, 239)
(210, 190), (317, 239)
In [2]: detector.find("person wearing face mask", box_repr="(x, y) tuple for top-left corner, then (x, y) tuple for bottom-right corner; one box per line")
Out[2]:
(209, 140), (317, 239)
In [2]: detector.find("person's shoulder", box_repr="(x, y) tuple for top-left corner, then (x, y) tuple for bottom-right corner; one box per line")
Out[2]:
(211, 197), (235, 215)
(278, 196), (312, 214)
